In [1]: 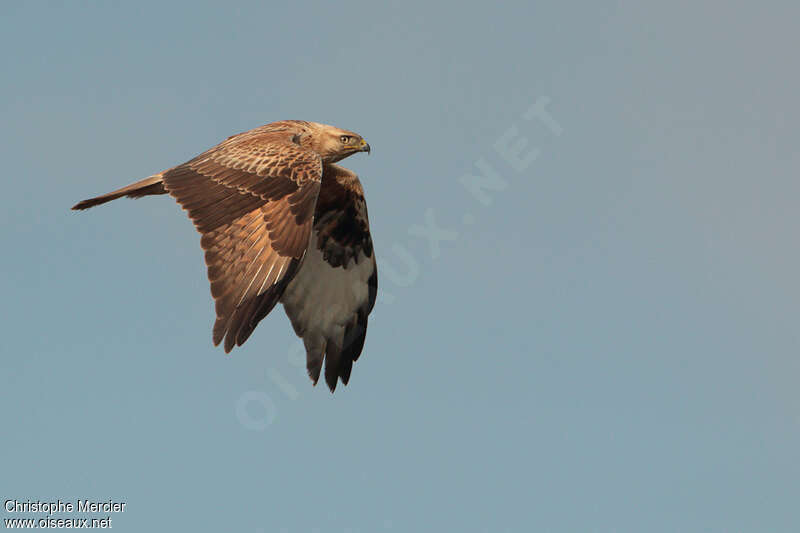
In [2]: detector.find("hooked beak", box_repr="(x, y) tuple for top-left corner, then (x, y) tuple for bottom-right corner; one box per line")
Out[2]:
(358, 139), (371, 154)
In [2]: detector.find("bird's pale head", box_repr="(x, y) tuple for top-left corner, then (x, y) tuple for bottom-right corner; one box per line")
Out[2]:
(306, 123), (370, 163)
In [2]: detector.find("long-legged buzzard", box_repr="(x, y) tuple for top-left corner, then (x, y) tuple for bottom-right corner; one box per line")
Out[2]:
(73, 121), (377, 392)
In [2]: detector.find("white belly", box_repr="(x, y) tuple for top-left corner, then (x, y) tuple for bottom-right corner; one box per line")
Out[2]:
(281, 233), (373, 339)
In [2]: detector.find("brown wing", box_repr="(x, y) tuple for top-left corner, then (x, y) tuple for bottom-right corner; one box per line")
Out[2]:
(280, 164), (377, 391)
(162, 130), (322, 352)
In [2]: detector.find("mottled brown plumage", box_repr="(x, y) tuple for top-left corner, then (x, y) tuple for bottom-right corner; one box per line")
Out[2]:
(73, 120), (377, 391)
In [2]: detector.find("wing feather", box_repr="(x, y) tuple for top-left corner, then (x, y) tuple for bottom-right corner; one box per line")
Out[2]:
(162, 129), (322, 352)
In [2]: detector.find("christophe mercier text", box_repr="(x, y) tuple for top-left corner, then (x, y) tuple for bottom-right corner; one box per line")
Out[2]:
(5, 499), (126, 526)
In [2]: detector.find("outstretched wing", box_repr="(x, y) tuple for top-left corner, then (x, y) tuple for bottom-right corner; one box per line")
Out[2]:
(162, 129), (322, 352)
(281, 164), (378, 391)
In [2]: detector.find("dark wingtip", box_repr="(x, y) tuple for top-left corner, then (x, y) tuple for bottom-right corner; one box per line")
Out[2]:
(326, 377), (337, 393)
(308, 364), (322, 386)
(324, 364), (339, 392)
(212, 323), (225, 347)
(224, 335), (236, 353)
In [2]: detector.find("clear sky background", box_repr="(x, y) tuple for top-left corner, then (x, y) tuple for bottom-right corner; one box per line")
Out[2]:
(2, 2), (799, 532)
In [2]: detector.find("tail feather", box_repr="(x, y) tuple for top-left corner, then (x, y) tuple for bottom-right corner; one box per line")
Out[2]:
(72, 174), (166, 210)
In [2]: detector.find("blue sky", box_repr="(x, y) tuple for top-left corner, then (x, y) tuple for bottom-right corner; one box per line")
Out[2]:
(2, 2), (799, 531)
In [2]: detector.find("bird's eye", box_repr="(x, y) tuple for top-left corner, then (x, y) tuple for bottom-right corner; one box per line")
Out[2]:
(340, 135), (350, 144)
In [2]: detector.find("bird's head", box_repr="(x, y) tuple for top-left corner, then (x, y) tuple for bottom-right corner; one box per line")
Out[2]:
(306, 123), (370, 163)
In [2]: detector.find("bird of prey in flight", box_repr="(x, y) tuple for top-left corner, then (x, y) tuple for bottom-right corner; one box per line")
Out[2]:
(73, 120), (377, 392)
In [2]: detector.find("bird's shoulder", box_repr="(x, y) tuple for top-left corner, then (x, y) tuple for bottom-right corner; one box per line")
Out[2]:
(182, 122), (323, 186)
(221, 120), (314, 142)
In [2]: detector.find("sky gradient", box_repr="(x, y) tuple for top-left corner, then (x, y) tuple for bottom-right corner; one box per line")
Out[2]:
(2, 2), (799, 531)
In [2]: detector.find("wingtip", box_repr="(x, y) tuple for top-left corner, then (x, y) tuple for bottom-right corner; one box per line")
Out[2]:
(212, 321), (225, 348)
(324, 373), (338, 393)
(224, 337), (235, 353)
(216, 330), (235, 353)
(308, 372), (339, 393)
